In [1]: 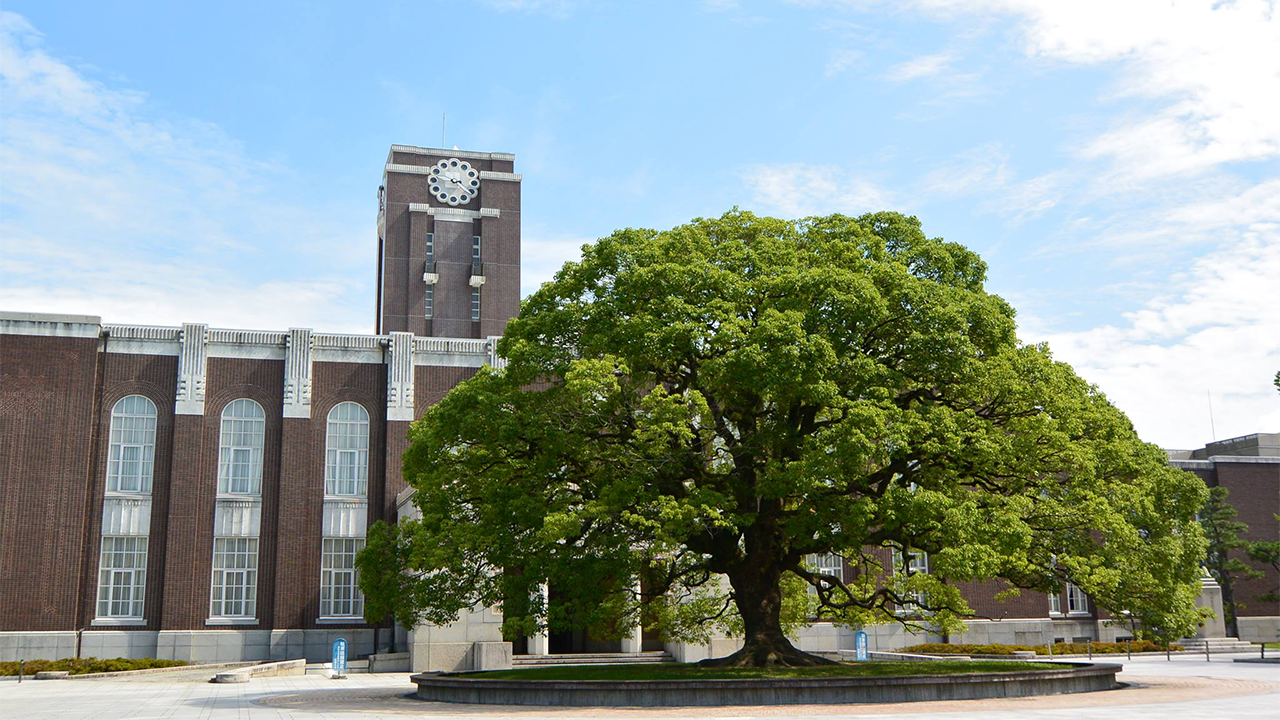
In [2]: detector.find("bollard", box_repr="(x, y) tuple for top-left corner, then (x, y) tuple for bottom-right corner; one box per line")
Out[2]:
(1262, 643), (1266, 660)
(1087, 641), (1092, 660)
(1047, 641), (1053, 658)
(18, 659), (23, 683)
(1205, 641), (1210, 662)
(1166, 639), (1171, 661)
(1127, 639), (1131, 660)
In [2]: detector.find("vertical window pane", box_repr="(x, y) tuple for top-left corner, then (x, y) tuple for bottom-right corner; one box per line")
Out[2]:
(471, 289), (481, 321)
(325, 403), (369, 497)
(210, 537), (259, 618)
(320, 538), (366, 617)
(217, 399), (265, 495)
(96, 536), (148, 619)
(106, 396), (157, 494)
(425, 286), (433, 319)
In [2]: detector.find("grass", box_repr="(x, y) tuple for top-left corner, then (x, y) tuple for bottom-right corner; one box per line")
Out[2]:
(0, 657), (190, 676)
(1258, 642), (1280, 650)
(469, 660), (1067, 681)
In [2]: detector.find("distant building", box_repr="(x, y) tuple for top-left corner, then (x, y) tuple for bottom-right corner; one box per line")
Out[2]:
(1, 146), (1274, 668)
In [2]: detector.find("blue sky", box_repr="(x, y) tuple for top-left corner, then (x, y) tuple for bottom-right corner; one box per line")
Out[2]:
(1, 0), (1277, 447)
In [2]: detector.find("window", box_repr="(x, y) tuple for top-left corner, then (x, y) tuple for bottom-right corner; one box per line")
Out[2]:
(106, 395), (157, 493)
(217, 399), (265, 495)
(425, 286), (434, 318)
(471, 289), (481, 321)
(426, 233), (434, 262)
(808, 553), (844, 582)
(1049, 590), (1062, 615)
(96, 536), (148, 618)
(325, 402), (369, 497)
(893, 548), (929, 611)
(472, 235), (481, 262)
(320, 538), (365, 617)
(1066, 583), (1088, 614)
(210, 537), (258, 618)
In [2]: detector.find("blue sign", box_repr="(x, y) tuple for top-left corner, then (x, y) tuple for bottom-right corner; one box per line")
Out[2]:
(854, 630), (869, 661)
(332, 638), (348, 675)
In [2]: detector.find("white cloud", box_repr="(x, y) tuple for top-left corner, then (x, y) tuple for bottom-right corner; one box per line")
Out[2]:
(921, 143), (1064, 223)
(885, 52), (953, 81)
(519, 229), (597, 297)
(741, 163), (896, 218)
(0, 11), (370, 334)
(1029, 224), (1280, 448)
(825, 48), (863, 77)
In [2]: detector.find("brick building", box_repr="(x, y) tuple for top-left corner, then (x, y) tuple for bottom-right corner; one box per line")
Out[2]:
(1, 145), (1275, 667)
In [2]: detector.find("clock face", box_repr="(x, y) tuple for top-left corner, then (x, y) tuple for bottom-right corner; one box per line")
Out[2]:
(428, 158), (481, 206)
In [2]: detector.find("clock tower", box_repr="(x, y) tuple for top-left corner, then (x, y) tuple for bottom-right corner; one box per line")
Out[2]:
(376, 145), (522, 338)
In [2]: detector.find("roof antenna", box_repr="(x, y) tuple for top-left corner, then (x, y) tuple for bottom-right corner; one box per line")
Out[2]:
(1207, 389), (1217, 441)
(441, 112), (446, 148)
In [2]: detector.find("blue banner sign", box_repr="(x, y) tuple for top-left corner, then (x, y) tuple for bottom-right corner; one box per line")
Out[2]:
(332, 637), (348, 675)
(854, 630), (868, 661)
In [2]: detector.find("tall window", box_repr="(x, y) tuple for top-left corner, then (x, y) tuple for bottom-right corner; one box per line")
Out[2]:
(1066, 583), (1088, 614)
(425, 286), (434, 318)
(106, 395), (157, 493)
(471, 235), (481, 262)
(471, 289), (481, 321)
(325, 402), (369, 497)
(808, 553), (844, 582)
(893, 548), (929, 610)
(217, 399), (265, 495)
(426, 233), (434, 261)
(210, 537), (258, 618)
(320, 538), (365, 617)
(96, 536), (148, 618)
(1049, 590), (1062, 615)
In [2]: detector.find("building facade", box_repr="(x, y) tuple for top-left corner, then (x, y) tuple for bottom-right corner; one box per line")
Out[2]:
(1, 145), (1275, 668)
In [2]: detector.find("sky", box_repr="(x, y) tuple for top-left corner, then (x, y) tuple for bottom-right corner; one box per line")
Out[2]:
(1, 0), (1277, 449)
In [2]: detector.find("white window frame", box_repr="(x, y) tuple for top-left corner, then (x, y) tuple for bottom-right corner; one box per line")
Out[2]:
(1049, 590), (1062, 615)
(106, 395), (157, 494)
(96, 536), (148, 619)
(209, 537), (259, 620)
(892, 548), (929, 612)
(425, 285), (434, 318)
(807, 553), (844, 583)
(217, 399), (265, 495)
(426, 232), (434, 262)
(320, 537), (365, 619)
(1066, 582), (1089, 615)
(472, 235), (481, 262)
(471, 288), (481, 321)
(325, 402), (369, 497)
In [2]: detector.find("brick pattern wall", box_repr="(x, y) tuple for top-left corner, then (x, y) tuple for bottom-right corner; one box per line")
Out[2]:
(0, 335), (100, 631)
(1209, 462), (1280, 618)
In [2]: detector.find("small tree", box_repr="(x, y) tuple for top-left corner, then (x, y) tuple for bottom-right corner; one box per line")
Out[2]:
(1199, 487), (1262, 637)
(362, 211), (1209, 666)
(1246, 514), (1280, 604)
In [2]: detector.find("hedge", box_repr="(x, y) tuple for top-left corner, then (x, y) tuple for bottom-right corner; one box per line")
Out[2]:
(0, 657), (190, 676)
(898, 640), (1183, 656)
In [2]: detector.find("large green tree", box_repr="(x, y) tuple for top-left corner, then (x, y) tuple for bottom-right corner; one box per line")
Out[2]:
(359, 211), (1208, 666)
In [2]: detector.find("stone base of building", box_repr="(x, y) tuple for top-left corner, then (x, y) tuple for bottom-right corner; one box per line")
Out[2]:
(0, 629), (381, 663)
(1237, 616), (1280, 643)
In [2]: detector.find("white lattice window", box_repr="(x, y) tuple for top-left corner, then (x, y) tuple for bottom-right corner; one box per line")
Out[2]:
(893, 548), (929, 611)
(106, 395), (157, 493)
(210, 537), (258, 618)
(808, 553), (845, 582)
(426, 233), (434, 261)
(320, 538), (365, 618)
(425, 286), (434, 318)
(325, 402), (369, 497)
(471, 289), (481, 321)
(217, 399), (265, 495)
(1049, 590), (1062, 615)
(96, 536), (148, 618)
(472, 235), (481, 262)
(1066, 583), (1088, 614)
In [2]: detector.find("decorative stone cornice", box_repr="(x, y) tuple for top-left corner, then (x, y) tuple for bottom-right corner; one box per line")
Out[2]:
(408, 204), (497, 223)
(389, 145), (516, 162)
(478, 170), (521, 182)
(387, 332), (415, 422)
(486, 336), (508, 371)
(175, 322), (209, 415)
(283, 328), (313, 419)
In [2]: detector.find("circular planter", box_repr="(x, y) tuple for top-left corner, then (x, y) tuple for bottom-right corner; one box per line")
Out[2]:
(411, 661), (1120, 706)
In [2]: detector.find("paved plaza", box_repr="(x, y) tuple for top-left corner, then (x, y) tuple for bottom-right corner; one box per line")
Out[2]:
(2, 654), (1277, 719)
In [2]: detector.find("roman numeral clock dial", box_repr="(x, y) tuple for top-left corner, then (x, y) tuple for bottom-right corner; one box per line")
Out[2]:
(428, 158), (481, 206)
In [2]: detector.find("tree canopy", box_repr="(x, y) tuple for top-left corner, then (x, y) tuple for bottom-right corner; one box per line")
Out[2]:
(359, 210), (1208, 666)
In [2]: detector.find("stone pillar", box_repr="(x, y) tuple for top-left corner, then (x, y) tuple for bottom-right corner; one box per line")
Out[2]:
(1192, 573), (1227, 639)
(528, 582), (550, 655)
(620, 577), (643, 654)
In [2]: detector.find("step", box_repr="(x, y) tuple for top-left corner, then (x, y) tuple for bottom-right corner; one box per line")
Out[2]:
(513, 652), (674, 667)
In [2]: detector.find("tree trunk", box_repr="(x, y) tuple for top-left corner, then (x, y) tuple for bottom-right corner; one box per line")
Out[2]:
(696, 564), (835, 667)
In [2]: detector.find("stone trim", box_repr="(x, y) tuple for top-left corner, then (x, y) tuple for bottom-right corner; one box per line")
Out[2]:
(1, 312), (102, 338)
(176, 323), (209, 415)
(478, 170), (521, 182)
(283, 328), (313, 418)
(390, 145), (515, 162)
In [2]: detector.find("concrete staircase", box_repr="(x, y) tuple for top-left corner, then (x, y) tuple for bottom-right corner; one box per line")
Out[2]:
(512, 651), (674, 667)
(1177, 636), (1257, 653)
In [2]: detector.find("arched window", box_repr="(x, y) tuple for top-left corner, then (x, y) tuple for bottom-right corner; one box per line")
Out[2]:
(217, 398), (265, 495)
(106, 395), (157, 493)
(325, 402), (369, 497)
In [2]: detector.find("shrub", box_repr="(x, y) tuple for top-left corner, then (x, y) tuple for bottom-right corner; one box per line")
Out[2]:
(0, 657), (190, 676)
(898, 640), (1183, 656)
